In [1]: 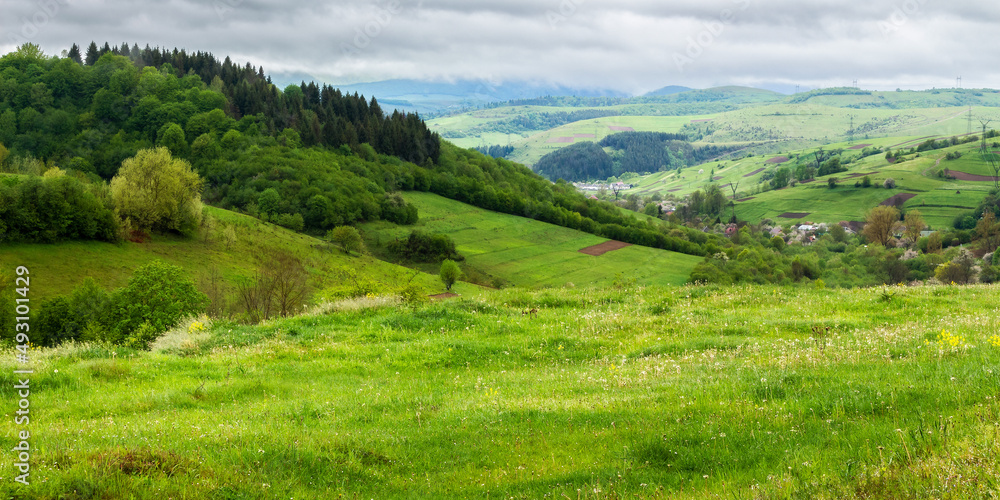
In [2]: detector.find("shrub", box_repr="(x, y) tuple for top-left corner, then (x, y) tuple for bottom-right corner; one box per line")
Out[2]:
(328, 226), (364, 254)
(389, 230), (463, 262)
(113, 261), (208, 346)
(440, 259), (462, 291)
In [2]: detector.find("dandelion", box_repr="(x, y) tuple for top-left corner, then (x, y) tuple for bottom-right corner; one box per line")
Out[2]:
(990, 335), (1000, 348)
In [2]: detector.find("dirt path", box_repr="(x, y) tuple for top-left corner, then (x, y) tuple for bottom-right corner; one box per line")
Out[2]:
(922, 156), (943, 177)
(579, 240), (632, 256)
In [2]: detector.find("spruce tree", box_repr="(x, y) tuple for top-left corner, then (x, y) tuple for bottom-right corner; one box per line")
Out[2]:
(85, 41), (99, 65)
(67, 43), (83, 64)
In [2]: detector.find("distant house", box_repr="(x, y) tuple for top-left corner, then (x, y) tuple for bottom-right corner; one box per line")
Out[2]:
(840, 221), (864, 234)
(769, 227), (784, 237)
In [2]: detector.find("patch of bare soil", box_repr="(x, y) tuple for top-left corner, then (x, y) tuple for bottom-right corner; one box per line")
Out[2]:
(579, 240), (633, 256)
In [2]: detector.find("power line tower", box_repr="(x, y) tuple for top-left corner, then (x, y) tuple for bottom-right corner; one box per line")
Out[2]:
(852, 80), (858, 89)
(847, 114), (855, 145)
(980, 118), (993, 154)
(980, 118), (1000, 190)
(967, 108), (973, 136)
(957, 76), (962, 89)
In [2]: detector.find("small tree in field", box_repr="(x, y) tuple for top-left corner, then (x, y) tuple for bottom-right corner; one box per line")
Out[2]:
(440, 259), (462, 291)
(327, 226), (364, 254)
(114, 261), (208, 347)
(110, 147), (203, 234)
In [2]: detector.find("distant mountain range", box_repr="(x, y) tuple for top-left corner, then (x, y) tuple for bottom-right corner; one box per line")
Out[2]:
(325, 79), (631, 115)
(268, 72), (795, 115)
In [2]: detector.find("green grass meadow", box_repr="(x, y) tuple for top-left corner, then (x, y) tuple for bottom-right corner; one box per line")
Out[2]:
(2, 284), (999, 498)
(361, 192), (703, 288)
(0, 206), (466, 301)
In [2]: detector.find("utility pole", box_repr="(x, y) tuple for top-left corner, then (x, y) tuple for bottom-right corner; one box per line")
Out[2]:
(848, 114), (855, 145)
(967, 107), (973, 136)
(957, 76), (962, 89)
(980, 119), (993, 154)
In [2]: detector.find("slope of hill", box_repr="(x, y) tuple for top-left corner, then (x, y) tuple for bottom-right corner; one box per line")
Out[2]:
(0, 205), (468, 301)
(430, 87), (1000, 172)
(0, 43), (724, 266)
(4, 284), (999, 498)
(361, 192), (703, 287)
(643, 85), (692, 96)
(625, 137), (996, 229)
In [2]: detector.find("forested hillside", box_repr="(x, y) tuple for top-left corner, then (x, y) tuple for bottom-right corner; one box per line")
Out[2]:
(0, 43), (724, 257)
(534, 131), (742, 182)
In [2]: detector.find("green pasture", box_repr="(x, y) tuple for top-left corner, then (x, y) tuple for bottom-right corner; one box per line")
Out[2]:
(362, 192), (703, 287)
(0, 206), (461, 301)
(3, 284), (999, 498)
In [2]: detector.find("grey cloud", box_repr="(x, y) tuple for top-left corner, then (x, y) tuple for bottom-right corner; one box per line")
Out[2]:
(1, 0), (997, 94)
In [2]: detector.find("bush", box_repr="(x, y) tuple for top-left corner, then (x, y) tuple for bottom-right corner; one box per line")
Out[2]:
(389, 230), (463, 262)
(883, 178), (896, 189)
(770, 235), (786, 251)
(327, 226), (364, 254)
(113, 261), (208, 346)
(440, 259), (462, 291)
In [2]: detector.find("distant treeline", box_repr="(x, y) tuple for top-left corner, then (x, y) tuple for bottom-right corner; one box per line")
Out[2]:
(534, 131), (743, 182)
(473, 144), (515, 159)
(442, 109), (620, 138)
(0, 174), (118, 243)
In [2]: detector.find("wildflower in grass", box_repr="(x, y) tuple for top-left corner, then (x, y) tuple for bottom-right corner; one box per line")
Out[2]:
(188, 321), (206, 334)
(990, 335), (1000, 348)
(926, 329), (969, 354)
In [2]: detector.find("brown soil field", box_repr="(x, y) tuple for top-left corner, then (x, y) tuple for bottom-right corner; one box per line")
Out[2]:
(578, 240), (633, 256)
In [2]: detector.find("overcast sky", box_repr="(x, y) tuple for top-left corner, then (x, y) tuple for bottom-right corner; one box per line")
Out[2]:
(2, 0), (997, 94)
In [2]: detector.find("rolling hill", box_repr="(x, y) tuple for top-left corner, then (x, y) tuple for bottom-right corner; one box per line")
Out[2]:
(361, 192), (703, 288)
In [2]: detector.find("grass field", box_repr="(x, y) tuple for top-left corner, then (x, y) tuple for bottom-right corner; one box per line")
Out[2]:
(430, 85), (1000, 170)
(621, 137), (996, 229)
(3, 284), (999, 498)
(361, 192), (703, 288)
(0, 206), (469, 301)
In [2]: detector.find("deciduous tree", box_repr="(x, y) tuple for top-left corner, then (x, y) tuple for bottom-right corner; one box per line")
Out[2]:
(903, 210), (926, 244)
(110, 147), (203, 234)
(440, 259), (462, 291)
(862, 206), (901, 247)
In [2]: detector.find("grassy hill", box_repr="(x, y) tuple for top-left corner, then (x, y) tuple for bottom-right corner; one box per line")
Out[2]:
(361, 192), (703, 287)
(3, 283), (998, 498)
(0, 205), (475, 301)
(430, 86), (1000, 172)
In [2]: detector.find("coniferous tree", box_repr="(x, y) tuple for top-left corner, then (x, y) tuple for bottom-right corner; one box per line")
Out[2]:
(67, 43), (83, 64)
(84, 41), (99, 65)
